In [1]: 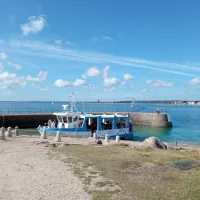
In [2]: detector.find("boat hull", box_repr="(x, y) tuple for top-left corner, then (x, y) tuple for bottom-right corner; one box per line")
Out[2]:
(38, 127), (133, 140)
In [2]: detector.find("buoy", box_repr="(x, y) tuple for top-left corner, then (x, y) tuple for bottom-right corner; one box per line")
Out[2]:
(0, 127), (5, 140)
(54, 131), (61, 142)
(41, 129), (47, 139)
(15, 126), (19, 136)
(104, 134), (109, 143)
(6, 127), (12, 137)
(93, 131), (97, 139)
(116, 135), (120, 143)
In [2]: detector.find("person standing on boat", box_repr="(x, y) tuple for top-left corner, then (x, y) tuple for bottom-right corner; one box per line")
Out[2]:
(91, 122), (96, 137)
(48, 119), (52, 128)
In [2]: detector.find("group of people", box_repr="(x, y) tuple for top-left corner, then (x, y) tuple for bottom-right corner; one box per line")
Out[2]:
(46, 119), (57, 128)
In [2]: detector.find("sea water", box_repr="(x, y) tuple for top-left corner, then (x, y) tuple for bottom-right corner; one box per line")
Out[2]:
(0, 101), (200, 145)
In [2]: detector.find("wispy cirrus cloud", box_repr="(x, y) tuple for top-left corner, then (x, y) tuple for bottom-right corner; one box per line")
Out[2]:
(7, 61), (22, 70)
(53, 40), (76, 46)
(102, 36), (114, 41)
(2, 39), (200, 77)
(92, 36), (114, 42)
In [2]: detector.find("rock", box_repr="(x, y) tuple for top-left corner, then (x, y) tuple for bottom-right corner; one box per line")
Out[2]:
(97, 140), (102, 145)
(143, 137), (167, 149)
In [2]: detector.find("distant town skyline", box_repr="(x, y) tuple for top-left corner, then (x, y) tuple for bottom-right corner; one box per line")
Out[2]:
(0, 0), (200, 101)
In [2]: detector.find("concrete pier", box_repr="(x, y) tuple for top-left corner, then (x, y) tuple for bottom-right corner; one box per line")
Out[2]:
(0, 112), (172, 128)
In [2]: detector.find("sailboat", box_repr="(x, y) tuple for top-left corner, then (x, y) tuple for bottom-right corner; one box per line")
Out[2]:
(131, 98), (134, 108)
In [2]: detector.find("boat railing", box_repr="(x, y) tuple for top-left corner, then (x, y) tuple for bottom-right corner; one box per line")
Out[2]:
(0, 107), (168, 115)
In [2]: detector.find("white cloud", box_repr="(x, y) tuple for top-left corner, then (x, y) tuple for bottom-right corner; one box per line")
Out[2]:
(123, 74), (133, 80)
(0, 71), (26, 89)
(82, 67), (101, 78)
(0, 71), (16, 80)
(102, 36), (114, 41)
(103, 77), (117, 87)
(103, 66), (110, 78)
(40, 86), (48, 92)
(0, 69), (47, 90)
(73, 79), (87, 86)
(146, 80), (174, 87)
(7, 61), (22, 70)
(54, 78), (88, 88)
(189, 78), (200, 85)
(0, 52), (7, 60)
(20, 15), (46, 36)
(104, 87), (116, 92)
(27, 71), (47, 81)
(54, 79), (72, 87)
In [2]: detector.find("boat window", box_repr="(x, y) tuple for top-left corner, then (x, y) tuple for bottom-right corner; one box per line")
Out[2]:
(102, 119), (113, 130)
(68, 117), (72, 123)
(63, 117), (68, 123)
(74, 116), (78, 122)
(117, 118), (127, 129)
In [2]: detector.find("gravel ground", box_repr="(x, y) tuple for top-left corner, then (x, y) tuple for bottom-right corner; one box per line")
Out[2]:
(0, 136), (91, 200)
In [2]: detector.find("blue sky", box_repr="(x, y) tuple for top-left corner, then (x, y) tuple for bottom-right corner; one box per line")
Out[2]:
(0, 0), (200, 101)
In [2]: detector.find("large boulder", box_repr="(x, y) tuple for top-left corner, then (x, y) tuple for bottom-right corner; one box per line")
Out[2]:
(143, 137), (167, 149)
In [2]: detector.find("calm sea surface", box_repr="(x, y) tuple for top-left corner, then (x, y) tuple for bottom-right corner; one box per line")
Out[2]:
(0, 101), (200, 145)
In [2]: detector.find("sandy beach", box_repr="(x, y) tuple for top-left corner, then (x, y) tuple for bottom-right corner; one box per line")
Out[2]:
(0, 136), (91, 200)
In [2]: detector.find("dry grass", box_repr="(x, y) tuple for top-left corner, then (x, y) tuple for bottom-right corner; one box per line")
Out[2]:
(49, 144), (200, 200)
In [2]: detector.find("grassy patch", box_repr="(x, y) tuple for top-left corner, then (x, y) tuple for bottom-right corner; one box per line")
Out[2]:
(95, 181), (114, 187)
(49, 144), (200, 200)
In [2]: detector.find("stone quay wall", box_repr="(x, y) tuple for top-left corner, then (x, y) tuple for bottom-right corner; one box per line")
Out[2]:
(0, 112), (172, 129)
(0, 114), (56, 129)
(129, 112), (172, 128)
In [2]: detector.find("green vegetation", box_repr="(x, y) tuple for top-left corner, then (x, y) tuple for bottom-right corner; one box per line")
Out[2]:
(50, 144), (200, 200)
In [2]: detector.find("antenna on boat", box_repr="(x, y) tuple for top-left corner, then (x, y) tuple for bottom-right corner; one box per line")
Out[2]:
(69, 90), (78, 113)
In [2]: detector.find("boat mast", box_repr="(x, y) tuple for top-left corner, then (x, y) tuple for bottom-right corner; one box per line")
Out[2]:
(69, 91), (78, 112)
